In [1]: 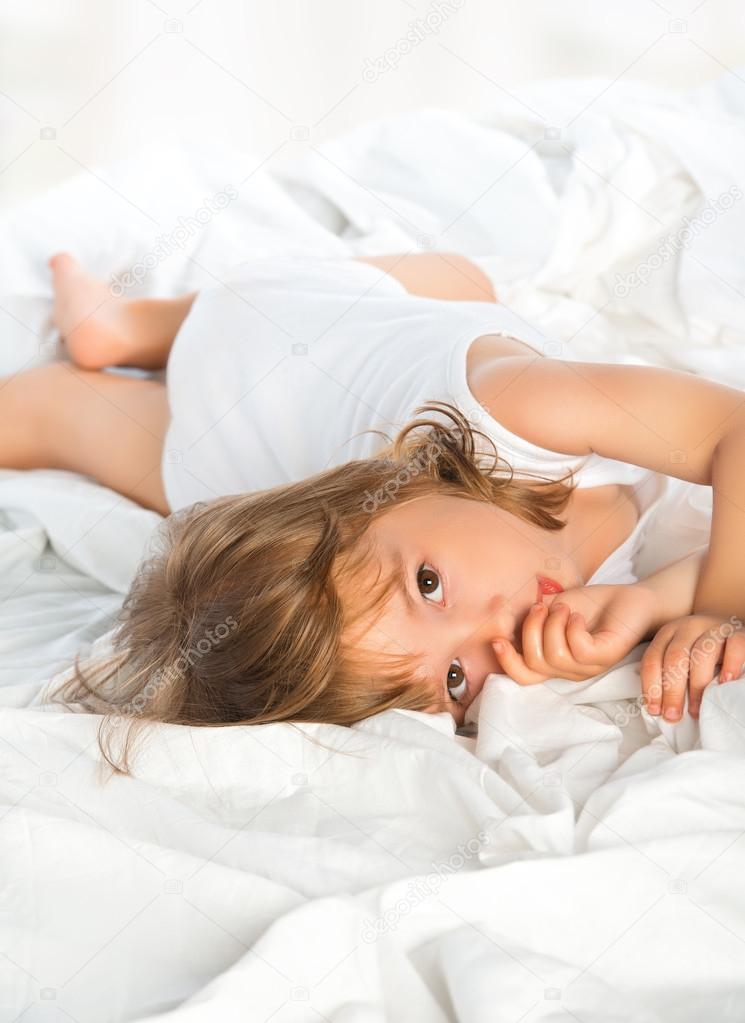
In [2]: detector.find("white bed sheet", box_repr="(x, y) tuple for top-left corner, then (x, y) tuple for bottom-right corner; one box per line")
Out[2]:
(2, 73), (745, 1022)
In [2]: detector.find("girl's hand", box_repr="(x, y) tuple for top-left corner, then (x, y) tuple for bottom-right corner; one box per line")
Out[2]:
(639, 613), (745, 721)
(494, 583), (657, 686)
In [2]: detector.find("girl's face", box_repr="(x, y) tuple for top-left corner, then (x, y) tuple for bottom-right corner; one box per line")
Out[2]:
(349, 493), (584, 726)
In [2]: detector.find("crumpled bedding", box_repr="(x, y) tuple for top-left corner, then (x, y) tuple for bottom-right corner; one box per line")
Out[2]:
(2, 72), (745, 1022)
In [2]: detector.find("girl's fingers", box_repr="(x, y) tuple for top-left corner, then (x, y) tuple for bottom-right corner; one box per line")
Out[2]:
(520, 602), (550, 673)
(541, 602), (573, 666)
(719, 631), (745, 684)
(564, 612), (590, 661)
(640, 625), (675, 715)
(660, 638), (696, 722)
(565, 612), (613, 665)
(500, 605), (599, 684)
(687, 632), (724, 719)
(493, 638), (548, 686)
(526, 601), (583, 675)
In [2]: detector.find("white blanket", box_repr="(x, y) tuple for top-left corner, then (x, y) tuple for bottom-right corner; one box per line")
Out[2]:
(3, 74), (745, 1022)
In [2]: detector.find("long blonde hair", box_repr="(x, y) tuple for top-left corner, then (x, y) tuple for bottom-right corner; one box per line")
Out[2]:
(49, 400), (576, 774)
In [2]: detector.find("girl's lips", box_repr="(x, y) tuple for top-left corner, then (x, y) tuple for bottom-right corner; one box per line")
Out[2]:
(536, 575), (564, 601)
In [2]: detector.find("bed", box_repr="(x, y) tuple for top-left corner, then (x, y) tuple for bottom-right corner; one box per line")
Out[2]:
(2, 73), (745, 1022)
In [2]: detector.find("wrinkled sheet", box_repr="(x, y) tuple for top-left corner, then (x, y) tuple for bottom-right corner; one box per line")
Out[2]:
(2, 73), (745, 1022)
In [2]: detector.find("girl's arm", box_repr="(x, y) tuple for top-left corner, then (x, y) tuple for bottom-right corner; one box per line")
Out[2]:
(692, 429), (745, 619)
(472, 356), (745, 622)
(635, 546), (709, 637)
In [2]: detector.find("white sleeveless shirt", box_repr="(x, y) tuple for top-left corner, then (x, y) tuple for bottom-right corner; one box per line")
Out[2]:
(162, 256), (668, 584)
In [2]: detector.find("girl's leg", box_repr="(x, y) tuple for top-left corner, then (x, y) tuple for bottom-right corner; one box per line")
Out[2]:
(355, 252), (497, 302)
(49, 252), (197, 372)
(1, 361), (170, 514)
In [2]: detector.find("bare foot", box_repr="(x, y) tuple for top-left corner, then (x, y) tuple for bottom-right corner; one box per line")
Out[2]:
(49, 252), (139, 369)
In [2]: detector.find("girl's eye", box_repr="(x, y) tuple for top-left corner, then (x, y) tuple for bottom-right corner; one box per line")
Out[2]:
(417, 563), (443, 603)
(446, 660), (468, 702)
(416, 563), (469, 703)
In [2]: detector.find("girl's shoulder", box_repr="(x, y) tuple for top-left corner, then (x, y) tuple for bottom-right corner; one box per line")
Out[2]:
(466, 332), (545, 377)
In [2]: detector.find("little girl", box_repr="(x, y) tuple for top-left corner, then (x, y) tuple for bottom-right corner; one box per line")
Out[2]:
(14, 248), (745, 771)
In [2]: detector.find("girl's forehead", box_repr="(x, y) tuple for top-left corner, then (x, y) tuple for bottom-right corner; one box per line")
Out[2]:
(368, 494), (443, 535)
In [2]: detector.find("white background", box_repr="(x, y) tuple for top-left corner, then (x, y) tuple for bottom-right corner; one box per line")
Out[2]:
(1, 0), (745, 212)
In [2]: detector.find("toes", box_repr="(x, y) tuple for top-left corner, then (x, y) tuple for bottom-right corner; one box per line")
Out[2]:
(48, 251), (76, 273)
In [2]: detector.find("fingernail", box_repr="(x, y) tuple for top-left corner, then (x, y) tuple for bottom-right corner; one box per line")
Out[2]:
(493, 641), (504, 654)
(532, 602), (545, 613)
(551, 602), (567, 612)
(648, 704), (660, 715)
(664, 707), (681, 722)
(720, 672), (733, 683)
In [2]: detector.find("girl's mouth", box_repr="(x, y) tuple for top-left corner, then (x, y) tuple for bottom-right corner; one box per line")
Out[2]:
(536, 575), (564, 601)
